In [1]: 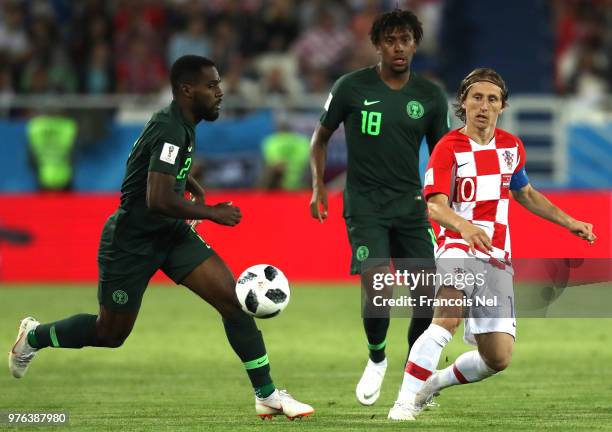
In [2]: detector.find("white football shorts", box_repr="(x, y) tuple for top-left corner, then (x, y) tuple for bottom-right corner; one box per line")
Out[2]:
(435, 247), (516, 346)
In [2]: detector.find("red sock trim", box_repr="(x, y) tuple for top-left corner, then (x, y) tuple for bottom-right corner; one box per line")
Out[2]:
(405, 361), (433, 381)
(453, 364), (469, 384)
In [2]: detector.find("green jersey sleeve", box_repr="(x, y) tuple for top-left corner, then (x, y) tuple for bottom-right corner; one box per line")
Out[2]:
(320, 76), (350, 131)
(425, 87), (450, 154)
(148, 124), (185, 176)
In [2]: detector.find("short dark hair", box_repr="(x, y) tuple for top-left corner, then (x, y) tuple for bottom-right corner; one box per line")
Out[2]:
(454, 68), (509, 122)
(170, 55), (216, 96)
(370, 9), (423, 46)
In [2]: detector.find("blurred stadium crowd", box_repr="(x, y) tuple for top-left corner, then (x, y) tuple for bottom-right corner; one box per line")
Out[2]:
(0, 0), (610, 192)
(0, 0), (609, 106)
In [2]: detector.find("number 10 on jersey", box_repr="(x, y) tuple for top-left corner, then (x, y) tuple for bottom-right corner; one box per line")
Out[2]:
(361, 111), (382, 136)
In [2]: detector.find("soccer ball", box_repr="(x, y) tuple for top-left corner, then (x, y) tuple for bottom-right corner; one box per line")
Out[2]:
(235, 264), (290, 318)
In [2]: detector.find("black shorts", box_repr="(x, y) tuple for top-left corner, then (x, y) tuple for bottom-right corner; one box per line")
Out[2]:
(345, 214), (436, 275)
(97, 213), (216, 312)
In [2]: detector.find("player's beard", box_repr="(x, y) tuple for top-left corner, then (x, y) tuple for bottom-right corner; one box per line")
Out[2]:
(194, 94), (219, 122)
(202, 109), (220, 122)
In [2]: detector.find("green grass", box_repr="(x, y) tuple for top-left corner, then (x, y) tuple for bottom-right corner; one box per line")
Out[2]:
(1, 285), (611, 431)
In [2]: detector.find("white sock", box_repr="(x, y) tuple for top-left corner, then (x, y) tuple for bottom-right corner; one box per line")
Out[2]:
(399, 324), (452, 400)
(437, 350), (497, 390)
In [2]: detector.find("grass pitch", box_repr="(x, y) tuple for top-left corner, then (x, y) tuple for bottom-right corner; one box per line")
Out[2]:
(1, 285), (611, 431)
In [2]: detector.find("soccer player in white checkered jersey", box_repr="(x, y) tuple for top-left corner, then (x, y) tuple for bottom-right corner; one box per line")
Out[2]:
(387, 68), (597, 420)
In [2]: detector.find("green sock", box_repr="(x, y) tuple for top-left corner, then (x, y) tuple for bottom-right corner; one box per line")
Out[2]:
(26, 330), (39, 348)
(33, 314), (98, 349)
(367, 339), (387, 363)
(255, 382), (276, 399)
(363, 317), (389, 363)
(223, 314), (275, 394)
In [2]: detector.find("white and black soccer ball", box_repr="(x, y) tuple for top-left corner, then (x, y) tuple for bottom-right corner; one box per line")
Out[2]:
(235, 264), (290, 319)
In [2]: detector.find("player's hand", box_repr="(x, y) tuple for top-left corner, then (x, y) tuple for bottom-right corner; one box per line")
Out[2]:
(567, 220), (596, 244)
(208, 202), (242, 226)
(310, 185), (328, 223)
(459, 222), (493, 254)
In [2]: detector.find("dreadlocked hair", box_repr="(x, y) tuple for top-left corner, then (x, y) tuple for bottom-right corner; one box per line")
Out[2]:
(370, 9), (423, 45)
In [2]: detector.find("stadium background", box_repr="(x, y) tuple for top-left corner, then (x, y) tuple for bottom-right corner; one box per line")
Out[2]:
(0, 0), (610, 282)
(0, 1), (611, 430)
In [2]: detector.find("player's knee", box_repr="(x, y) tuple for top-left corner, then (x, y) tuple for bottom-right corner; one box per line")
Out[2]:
(103, 335), (128, 348)
(483, 352), (513, 372)
(96, 326), (131, 348)
(433, 317), (461, 335)
(217, 301), (244, 320)
(216, 287), (243, 320)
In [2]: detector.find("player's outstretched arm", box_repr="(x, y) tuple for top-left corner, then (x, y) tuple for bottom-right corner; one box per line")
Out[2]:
(427, 193), (493, 254)
(512, 184), (596, 244)
(147, 171), (241, 226)
(309, 124), (333, 223)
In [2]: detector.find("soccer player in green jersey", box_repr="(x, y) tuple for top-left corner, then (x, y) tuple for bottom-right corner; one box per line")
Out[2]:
(309, 9), (450, 406)
(9, 55), (313, 420)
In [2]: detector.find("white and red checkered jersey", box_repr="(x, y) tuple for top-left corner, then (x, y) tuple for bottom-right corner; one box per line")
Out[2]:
(423, 128), (527, 261)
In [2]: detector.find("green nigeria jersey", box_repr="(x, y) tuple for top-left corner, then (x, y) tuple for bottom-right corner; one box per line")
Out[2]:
(111, 101), (196, 252)
(121, 101), (195, 207)
(320, 66), (449, 214)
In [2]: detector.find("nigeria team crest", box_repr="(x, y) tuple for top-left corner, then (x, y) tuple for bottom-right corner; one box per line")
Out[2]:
(356, 246), (369, 262)
(407, 100), (424, 119)
(112, 290), (129, 305)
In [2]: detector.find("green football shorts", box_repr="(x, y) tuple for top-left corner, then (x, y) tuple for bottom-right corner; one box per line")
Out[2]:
(97, 214), (216, 312)
(345, 214), (436, 275)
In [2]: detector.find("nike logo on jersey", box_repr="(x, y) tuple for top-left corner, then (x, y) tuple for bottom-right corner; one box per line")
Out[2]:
(188, 146), (193, 152)
(363, 100), (381, 106)
(457, 162), (469, 168)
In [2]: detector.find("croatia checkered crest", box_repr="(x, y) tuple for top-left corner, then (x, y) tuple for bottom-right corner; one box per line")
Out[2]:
(235, 264), (290, 318)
